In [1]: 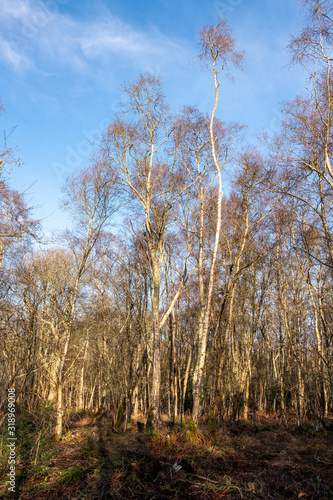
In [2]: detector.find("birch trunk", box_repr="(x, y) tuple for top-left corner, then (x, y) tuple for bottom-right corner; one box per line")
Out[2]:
(78, 337), (89, 410)
(146, 261), (161, 433)
(192, 57), (223, 426)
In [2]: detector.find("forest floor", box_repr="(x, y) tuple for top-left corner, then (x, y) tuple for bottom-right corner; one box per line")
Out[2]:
(0, 409), (333, 499)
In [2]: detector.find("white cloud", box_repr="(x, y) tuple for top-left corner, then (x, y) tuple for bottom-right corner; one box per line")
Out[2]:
(0, 34), (29, 69)
(81, 30), (149, 57)
(0, 0), (186, 73)
(1, 0), (34, 22)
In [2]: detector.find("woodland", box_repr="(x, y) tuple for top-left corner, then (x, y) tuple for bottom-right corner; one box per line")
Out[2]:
(0, 1), (333, 498)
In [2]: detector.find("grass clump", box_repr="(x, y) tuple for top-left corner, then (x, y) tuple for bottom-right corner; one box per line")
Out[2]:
(80, 436), (100, 458)
(58, 465), (87, 484)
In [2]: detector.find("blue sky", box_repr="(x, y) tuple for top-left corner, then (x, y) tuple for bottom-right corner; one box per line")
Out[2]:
(0, 0), (307, 237)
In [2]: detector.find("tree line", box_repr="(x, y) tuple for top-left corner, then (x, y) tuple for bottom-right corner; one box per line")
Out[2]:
(0, 0), (332, 439)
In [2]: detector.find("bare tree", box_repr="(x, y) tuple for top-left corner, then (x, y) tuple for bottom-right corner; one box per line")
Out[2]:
(0, 185), (38, 272)
(101, 73), (192, 433)
(0, 100), (21, 177)
(190, 18), (244, 427)
(52, 161), (121, 438)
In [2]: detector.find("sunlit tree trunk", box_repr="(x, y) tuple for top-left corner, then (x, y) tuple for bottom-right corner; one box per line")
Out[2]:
(191, 18), (244, 426)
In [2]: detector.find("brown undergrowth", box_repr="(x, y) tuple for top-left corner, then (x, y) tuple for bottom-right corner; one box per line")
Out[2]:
(0, 409), (332, 499)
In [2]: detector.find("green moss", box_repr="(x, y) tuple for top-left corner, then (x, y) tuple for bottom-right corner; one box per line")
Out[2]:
(185, 419), (196, 442)
(52, 433), (60, 444)
(144, 413), (160, 439)
(181, 417), (186, 429)
(114, 401), (125, 431)
(145, 422), (152, 436)
(188, 419), (196, 432)
(164, 435), (172, 447)
(153, 430), (161, 440)
(145, 410), (153, 435)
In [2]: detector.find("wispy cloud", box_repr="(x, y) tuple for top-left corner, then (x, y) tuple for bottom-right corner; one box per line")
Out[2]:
(0, 33), (31, 69)
(0, 0), (186, 73)
(1, 0), (35, 22)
